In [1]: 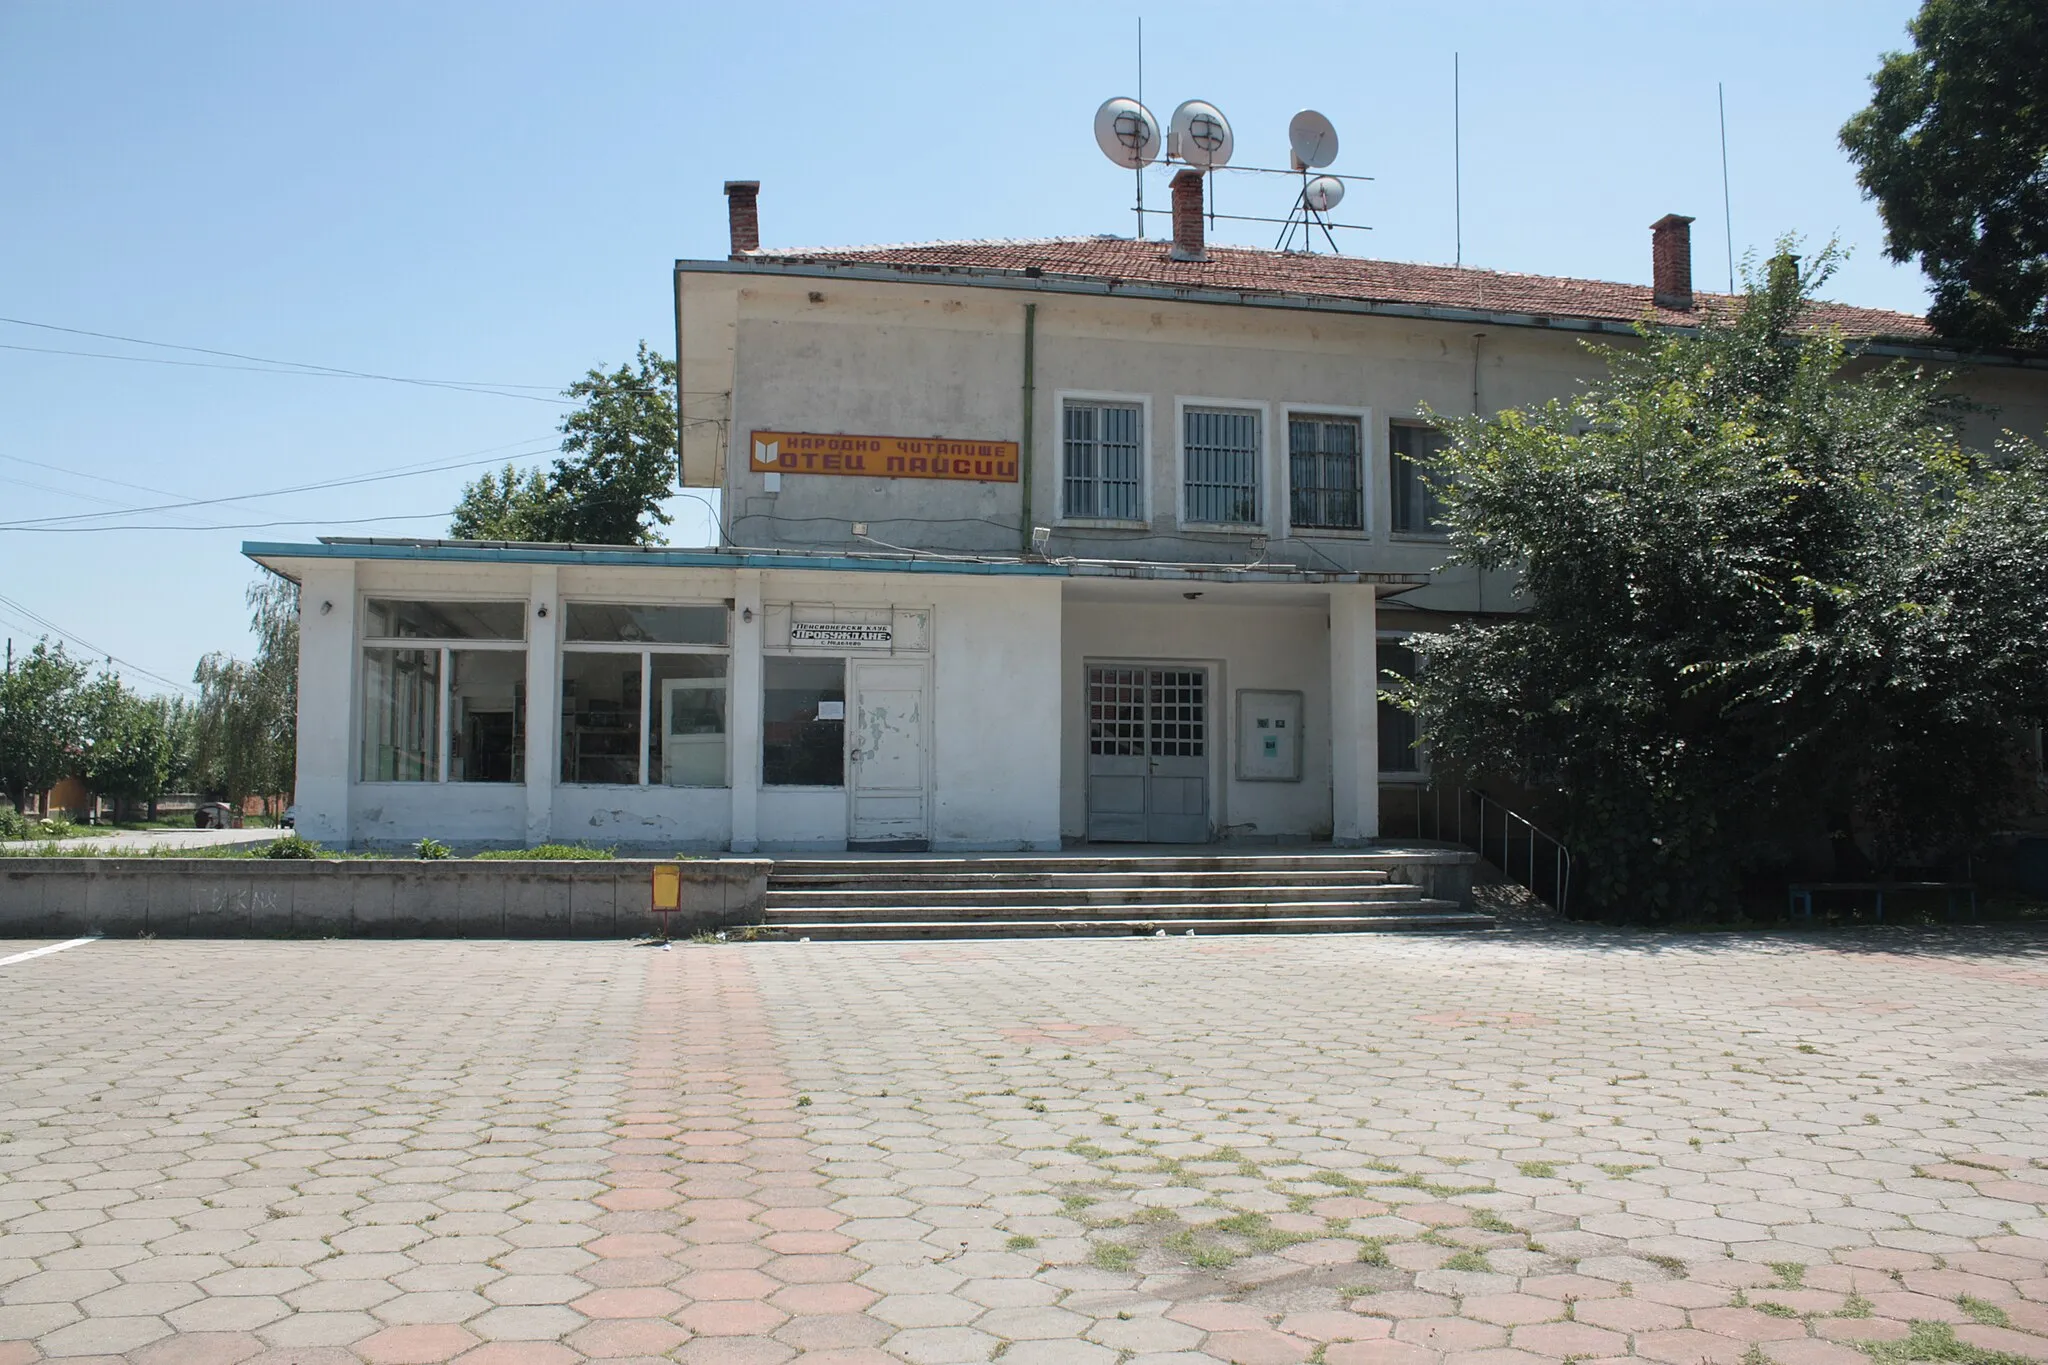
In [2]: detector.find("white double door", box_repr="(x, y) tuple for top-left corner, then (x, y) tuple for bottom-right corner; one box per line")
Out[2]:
(847, 658), (928, 847)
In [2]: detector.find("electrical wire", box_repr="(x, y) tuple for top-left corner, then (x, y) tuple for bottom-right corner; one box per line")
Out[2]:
(0, 593), (198, 696)
(0, 317), (572, 403)
(3, 513), (454, 534)
(0, 435), (560, 528)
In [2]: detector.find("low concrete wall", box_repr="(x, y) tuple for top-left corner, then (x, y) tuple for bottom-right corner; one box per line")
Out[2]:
(0, 859), (770, 939)
(1373, 849), (1479, 909)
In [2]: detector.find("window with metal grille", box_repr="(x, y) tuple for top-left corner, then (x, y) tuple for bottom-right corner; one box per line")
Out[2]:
(1288, 415), (1363, 529)
(1390, 422), (1450, 533)
(1087, 667), (1146, 756)
(1062, 401), (1144, 520)
(1378, 641), (1421, 774)
(1182, 407), (1260, 525)
(1149, 669), (1206, 757)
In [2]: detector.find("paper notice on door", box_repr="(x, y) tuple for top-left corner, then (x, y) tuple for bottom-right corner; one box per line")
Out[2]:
(815, 701), (845, 720)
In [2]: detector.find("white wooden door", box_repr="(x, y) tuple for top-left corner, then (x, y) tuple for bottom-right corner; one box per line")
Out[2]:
(849, 660), (928, 847)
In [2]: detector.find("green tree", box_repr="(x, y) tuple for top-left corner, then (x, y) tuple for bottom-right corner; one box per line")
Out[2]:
(157, 694), (201, 795)
(449, 343), (679, 544)
(1402, 246), (2048, 922)
(0, 639), (88, 814)
(1840, 0), (2048, 348)
(192, 574), (299, 811)
(80, 673), (171, 817)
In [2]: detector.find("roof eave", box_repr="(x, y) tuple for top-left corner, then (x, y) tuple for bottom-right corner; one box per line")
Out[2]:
(674, 255), (2046, 369)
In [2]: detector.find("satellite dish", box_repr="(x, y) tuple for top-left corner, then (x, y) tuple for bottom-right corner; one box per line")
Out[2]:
(1303, 175), (1345, 213)
(1094, 97), (1161, 169)
(1289, 110), (1340, 169)
(1169, 99), (1234, 171)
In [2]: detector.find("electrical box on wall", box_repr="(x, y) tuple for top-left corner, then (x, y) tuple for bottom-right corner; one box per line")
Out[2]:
(1236, 689), (1303, 782)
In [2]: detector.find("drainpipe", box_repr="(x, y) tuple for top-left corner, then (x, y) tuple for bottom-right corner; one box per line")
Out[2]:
(1019, 303), (1037, 555)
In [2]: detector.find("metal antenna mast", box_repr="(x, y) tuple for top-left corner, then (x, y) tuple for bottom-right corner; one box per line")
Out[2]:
(1136, 18), (1146, 236)
(1454, 52), (1463, 268)
(1718, 82), (1735, 293)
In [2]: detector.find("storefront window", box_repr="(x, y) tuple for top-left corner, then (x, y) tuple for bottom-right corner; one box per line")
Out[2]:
(566, 602), (727, 645)
(561, 652), (643, 785)
(448, 650), (526, 782)
(360, 600), (527, 784)
(365, 599), (525, 640)
(764, 657), (845, 787)
(651, 654), (727, 786)
(361, 648), (440, 782)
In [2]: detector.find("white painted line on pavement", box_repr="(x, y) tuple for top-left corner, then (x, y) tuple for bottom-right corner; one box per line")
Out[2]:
(0, 936), (101, 967)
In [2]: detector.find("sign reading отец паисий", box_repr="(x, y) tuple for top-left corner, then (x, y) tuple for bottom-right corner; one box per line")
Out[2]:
(750, 431), (1019, 483)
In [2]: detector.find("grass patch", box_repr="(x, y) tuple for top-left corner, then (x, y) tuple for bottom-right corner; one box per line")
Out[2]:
(1754, 1301), (1799, 1318)
(1517, 1160), (1558, 1179)
(1856, 1321), (2035, 1364)
(1958, 1296), (2011, 1328)
(1470, 1209), (1518, 1235)
(1597, 1163), (1651, 1178)
(1061, 1194), (1096, 1214)
(1443, 1249), (1490, 1272)
(1005, 1234), (1038, 1251)
(1089, 1241), (1136, 1272)
(473, 843), (614, 859)
(1354, 1239), (1389, 1266)
(1836, 1292), (1874, 1318)
(1769, 1262), (1807, 1290)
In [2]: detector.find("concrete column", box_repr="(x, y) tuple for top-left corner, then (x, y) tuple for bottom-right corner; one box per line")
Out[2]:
(294, 561), (356, 847)
(728, 569), (763, 852)
(1329, 585), (1380, 845)
(524, 566), (559, 845)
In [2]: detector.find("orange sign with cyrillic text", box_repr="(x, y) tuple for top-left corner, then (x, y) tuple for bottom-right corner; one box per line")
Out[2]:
(749, 431), (1019, 483)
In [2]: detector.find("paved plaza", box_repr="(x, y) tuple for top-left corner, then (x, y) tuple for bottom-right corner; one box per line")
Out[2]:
(3, 926), (2048, 1364)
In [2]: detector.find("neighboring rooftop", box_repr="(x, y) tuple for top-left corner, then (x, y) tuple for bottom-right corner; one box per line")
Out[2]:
(731, 234), (1936, 345)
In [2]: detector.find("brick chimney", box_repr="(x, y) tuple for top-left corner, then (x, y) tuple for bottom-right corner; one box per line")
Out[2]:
(1170, 169), (1206, 262)
(724, 180), (760, 258)
(1650, 213), (1695, 311)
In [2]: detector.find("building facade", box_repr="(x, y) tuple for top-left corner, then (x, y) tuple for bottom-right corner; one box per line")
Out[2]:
(256, 176), (2048, 851)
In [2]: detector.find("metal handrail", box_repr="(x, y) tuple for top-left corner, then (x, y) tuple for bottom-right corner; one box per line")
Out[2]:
(1404, 784), (1573, 917)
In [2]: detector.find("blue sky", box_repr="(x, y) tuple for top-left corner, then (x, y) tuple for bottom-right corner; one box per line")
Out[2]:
(1, 0), (1928, 696)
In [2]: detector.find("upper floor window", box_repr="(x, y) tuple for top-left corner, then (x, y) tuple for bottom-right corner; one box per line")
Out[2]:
(1390, 422), (1450, 534)
(1061, 400), (1144, 521)
(1288, 414), (1364, 530)
(1183, 406), (1261, 526)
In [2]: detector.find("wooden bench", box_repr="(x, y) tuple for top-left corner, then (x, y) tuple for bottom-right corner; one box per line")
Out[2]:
(1787, 881), (1976, 923)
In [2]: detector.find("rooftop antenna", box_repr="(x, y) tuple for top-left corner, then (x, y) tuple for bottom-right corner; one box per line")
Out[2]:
(1137, 17), (1145, 234)
(1277, 110), (1343, 252)
(1093, 96), (1372, 248)
(1095, 96), (1163, 238)
(1718, 81), (1735, 293)
(1454, 52), (1463, 267)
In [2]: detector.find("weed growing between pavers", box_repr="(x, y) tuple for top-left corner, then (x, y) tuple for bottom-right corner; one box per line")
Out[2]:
(1857, 1321), (2037, 1364)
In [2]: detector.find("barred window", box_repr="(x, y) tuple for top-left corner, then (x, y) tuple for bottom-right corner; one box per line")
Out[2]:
(1062, 401), (1144, 520)
(1183, 406), (1260, 525)
(1289, 415), (1363, 530)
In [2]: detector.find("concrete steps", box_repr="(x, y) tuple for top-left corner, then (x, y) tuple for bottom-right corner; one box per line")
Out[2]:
(759, 851), (1492, 940)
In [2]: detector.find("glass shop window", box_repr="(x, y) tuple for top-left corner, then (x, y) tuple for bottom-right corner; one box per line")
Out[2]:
(763, 656), (845, 787)
(560, 652), (644, 786)
(364, 599), (526, 640)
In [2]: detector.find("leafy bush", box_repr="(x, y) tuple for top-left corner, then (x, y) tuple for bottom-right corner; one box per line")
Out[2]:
(0, 808), (29, 840)
(258, 833), (325, 859)
(37, 816), (77, 840)
(473, 843), (613, 860)
(414, 837), (452, 860)
(1406, 246), (2048, 922)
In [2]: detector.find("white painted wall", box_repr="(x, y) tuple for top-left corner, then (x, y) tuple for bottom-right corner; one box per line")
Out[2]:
(266, 552), (1070, 852)
(1059, 592), (1335, 843)
(932, 578), (1062, 850)
(292, 561), (355, 845)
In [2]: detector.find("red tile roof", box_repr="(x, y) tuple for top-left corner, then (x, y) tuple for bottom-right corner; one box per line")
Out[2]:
(746, 236), (1936, 345)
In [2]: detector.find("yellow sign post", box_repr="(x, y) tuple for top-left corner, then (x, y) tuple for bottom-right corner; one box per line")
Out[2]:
(650, 863), (682, 939)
